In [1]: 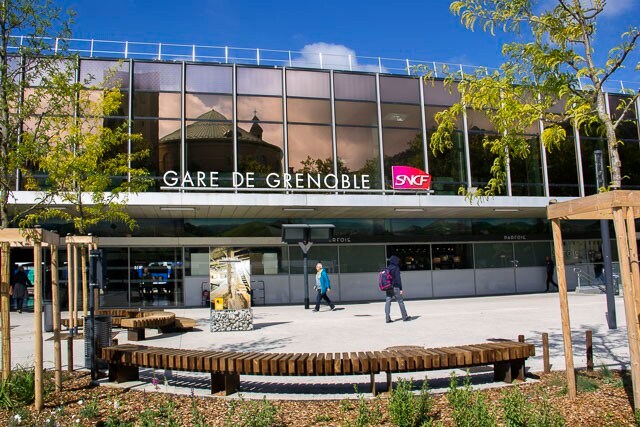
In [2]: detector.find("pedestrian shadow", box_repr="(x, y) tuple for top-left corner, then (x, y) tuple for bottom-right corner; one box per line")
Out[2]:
(253, 321), (291, 330)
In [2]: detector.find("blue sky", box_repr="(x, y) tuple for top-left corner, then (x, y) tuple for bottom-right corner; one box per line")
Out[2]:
(60, 0), (639, 83)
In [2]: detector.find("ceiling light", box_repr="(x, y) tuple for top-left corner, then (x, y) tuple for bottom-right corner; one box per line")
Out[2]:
(282, 208), (315, 212)
(160, 207), (196, 211)
(493, 208), (521, 212)
(395, 208), (424, 212)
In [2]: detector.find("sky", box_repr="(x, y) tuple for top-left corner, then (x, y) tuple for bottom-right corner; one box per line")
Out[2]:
(58, 0), (640, 84)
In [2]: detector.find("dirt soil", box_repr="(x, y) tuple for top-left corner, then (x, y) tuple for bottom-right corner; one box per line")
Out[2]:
(0, 369), (638, 426)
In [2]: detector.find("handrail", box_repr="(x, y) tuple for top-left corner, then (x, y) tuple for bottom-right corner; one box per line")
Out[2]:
(573, 267), (606, 293)
(7, 35), (638, 94)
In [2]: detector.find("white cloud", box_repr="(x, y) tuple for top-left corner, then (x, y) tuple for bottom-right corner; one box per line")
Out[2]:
(292, 43), (385, 73)
(599, 0), (636, 17)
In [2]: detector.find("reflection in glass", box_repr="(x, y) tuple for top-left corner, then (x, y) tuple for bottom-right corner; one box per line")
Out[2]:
(428, 131), (467, 194)
(79, 90), (129, 117)
(619, 140), (640, 189)
(382, 128), (424, 188)
(335, 101), (378, 126)
(334, 73), (376, 101)
(186, 64), (232, 93)
(130, 247), (183, 307)
(237, 95), (283, 122)
(250, 247), (288, 275)
(379, 76), (420, 104)
(580, 137), (608, 195)
(289, 245), (338, 274)
(286, 70), (330, 98)
(181, 119), (234, 187)
(287, 124), (333, 173)
(340, 245), (386, 273)
(102, 248), (130, 307)
(431, 244), (473, 269)
(133, 119), (180, 190)
(423, 80), (460, 106)
(237, 67), (282, 96)
(381, 104), (422, 129)
(287, 98), (331, 124)
(547, 131), (579, 197)
(336, 126), (381, 188)
(515, 242), (552, 267)
(133, 62), (181, 92)
(474, 243), (514, 268)
(387, 245), (431, 271)
(80, 59), (129, 89)
(237, 120), (284, 187)
(510, 137), (544, 196)
(186, 94), (232, 120)
(468, 131), (497, 191)
(133, 92), (181, 118)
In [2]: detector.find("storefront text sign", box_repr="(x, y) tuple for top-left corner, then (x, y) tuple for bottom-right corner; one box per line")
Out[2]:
(392, 166), (432, 190)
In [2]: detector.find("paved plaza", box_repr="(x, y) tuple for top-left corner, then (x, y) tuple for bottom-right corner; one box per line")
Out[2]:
(4, 292), (632, 399)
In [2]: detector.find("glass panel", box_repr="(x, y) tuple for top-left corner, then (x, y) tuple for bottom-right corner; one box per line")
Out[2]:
(79, 90), (129, 117)
(467, 110), (498, 134)
(339, 245), (386, 273)
(547, 132), (579, 197)
(382, 128), (424, 188)
(184, 247), (210, 276)
(580, 137), (608, 195)
(237, 67), (282, 96)
(184, 120), (234, 188)
(474, 243), (514, 268)
(289, 245), (338, 274)
(186, 94), (232, 120)
(468, 131), (496, 190)
(563, 240), (587, 264)
(424, 105), (463, 130)
(428, 131), (468, 194)
(431, 244), (473, 269)
(250, 247), (288, 275)
(237, 95), (283, 122)
(336, 126), (381, 187)
(133, 119), (181, 190)
(237, 122), (284, 186)
(424, 80), (460, 105)
(286, 98), (331, 124)
(514, 242), (551, 267)
(133, 92), (181, 118)
(130, 247), (183, 307)
(335, 101), (378, 126)
(286, 70), (330, 98)
(334, 73), (376, 101)
(386, 245), (431, 271)
(101, 248), (130, 307)
(510, 137), (544, 196)
(381, 103), (422, 129)
(186, 64), (232, 93)
(379, 76), (420, 104)
(80, 59), (129, 89)
(287, 124), (333, 173)
(620, 140), (640, 189)
(133, 62), (181, 91)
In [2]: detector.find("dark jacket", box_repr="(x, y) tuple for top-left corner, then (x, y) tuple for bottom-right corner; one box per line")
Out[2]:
(388, 256), (402, 290)
(12, 270), (32, 299)
(546, 259), (554, 276)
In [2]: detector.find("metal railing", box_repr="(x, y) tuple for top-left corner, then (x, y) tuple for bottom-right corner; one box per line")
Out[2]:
(8, 36), (639, 94)
(573, 266), (620, 294)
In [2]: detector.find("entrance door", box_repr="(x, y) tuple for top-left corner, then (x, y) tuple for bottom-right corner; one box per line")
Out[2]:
(513, 242), (551, 293)
(474, 242), (517, 295)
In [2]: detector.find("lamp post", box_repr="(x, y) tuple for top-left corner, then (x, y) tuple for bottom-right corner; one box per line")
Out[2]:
(281, 224), (335, 309)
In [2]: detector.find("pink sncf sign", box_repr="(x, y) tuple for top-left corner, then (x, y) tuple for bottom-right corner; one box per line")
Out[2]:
(392, 166), (432, 190)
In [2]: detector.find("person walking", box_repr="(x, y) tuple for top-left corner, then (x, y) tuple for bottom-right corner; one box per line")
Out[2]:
(12, 266), (32, 313)
(545, 256), (558, 292)
(385, 255), (411, 323)
(312, 263), (335, 312)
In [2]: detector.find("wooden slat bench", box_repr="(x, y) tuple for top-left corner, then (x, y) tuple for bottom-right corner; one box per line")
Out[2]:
(120, 311), (176, 341)
(101, 340), (535, 396)
(61, 308), (167, 329)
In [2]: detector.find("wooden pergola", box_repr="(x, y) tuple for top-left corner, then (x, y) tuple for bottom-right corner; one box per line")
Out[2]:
(0, 227), (61, 411)
(65, 235), (99, 335)
(547, 190), (640, 408)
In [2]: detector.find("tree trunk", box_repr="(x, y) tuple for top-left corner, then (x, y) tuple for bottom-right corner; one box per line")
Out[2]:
(596, 88), (622, 188)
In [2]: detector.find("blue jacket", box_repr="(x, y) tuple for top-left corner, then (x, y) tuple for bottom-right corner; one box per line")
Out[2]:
(317, 269), (331, 294)
(388, 255), (402, 290)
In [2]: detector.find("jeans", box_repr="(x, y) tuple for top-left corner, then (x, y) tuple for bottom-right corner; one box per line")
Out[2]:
(315, 290), (335, 311)
(385, 287), (408, 321)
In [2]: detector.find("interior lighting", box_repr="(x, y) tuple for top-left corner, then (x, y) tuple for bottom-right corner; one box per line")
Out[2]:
(282, 207), (316, 212)
(160, 207), (196, 211)
(394, 208), (424, 212)
(493, 208), (521, 212)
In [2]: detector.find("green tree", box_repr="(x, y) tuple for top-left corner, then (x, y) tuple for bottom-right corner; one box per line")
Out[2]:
(428, 0), (639, 198)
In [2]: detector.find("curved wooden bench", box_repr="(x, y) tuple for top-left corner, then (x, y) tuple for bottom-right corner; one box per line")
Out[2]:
(120, 311), (176, 341)
(61, 309), (167, 329)
(101, 340), (535, 396)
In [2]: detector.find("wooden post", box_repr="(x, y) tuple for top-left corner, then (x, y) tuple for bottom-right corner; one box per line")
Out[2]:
(612, 207), (640, 409)
(586, 330), (593, 371)
(542, 332), (550, 374)
(51, 245), (62, 391)
(0, 241), (10, 379)
(73, 245), (79, 332)
(33, 242), (43, 411)
(625, 208), (640, 326)
(551, 218), (576, 399)
(67, 336), (73, 372)
(66, 242), (73, 334)
(81, 246), (88, 318)
(518, 335), (524, 343)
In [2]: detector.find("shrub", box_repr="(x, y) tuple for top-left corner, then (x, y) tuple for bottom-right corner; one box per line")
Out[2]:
(225, 395), (280, 427)
(447, 371), (496, 427)
(345, 386), (382, 427)
(576, 374), (599, 393)
(501, 386), (564, 427)
(388, 378), (434, 427)
(80, 397), (100, 419)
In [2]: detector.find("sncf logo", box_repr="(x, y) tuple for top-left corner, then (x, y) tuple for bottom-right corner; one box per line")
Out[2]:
(392, 166), (432, 190)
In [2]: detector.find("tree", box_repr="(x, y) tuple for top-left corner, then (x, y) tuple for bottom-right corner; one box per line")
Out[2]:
(428, 0), (639, 198)
(0, 0), (74, 380)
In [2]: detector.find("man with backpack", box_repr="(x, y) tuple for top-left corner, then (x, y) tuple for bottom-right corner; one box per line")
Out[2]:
(384, 255), (411, 323)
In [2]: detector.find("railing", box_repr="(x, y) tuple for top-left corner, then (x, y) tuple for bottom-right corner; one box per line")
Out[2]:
(573, 266), (620, 294)
(8, 36), (639, 94)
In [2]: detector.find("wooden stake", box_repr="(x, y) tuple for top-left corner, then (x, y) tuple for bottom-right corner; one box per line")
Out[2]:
(0, 242), (10, 380)
(66, 242), (73, 333)
(518, 334), (525, 343)
(542, 332), (550, 374)
(81, 246), (88, 318)
(625, 208), (640, 327)
(67, 336), (73, 372)
(612, 207), (640, 409)
(551, 218), (576, 399)
(34, 242), (43, 411)
(51, 245), (62, 392)
(73, 245), (79, 332)
(586, 330), (593, 371)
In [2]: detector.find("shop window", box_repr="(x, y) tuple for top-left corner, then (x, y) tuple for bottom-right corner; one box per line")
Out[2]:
(474, 243), (514, 268)
(250, 247), (288, 275)
(288, 245), (338, 274)
(431, 244), (473, 269)
(386, 245), (431, 271)
(340, 245), (386, 273)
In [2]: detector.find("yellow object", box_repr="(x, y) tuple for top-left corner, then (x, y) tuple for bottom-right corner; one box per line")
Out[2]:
(214, 297), (225, 311)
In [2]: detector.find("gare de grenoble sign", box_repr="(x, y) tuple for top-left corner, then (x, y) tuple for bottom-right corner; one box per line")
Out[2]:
(162, 166), (432, 191)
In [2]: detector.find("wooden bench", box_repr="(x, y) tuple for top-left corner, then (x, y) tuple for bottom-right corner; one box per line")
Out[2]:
(120, 311), (176, 341)
(61, 308), (167, 329)
(101, 340), (535, 396)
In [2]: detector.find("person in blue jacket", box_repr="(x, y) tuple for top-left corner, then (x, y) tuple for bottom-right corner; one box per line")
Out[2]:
(313, 262), (336, 312)
(385, 255), (411, 323)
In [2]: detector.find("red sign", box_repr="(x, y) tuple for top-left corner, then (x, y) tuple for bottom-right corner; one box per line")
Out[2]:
(392, 166), (432, 190)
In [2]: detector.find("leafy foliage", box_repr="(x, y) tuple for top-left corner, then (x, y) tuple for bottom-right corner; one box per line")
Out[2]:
(447, 371), (497, 426)
(388, 378), (434, 427)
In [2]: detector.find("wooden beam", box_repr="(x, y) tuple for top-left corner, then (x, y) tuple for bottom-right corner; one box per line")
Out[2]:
(64, 236), (99, 245)
(547, 190), (640, 220)
(51, 244), (62, 392)
(551, 218), (576, 399)
(33, 242), (43, 411)
(1, 242), (10, 379)
(613, 207), (640, 410)
(0, 228), (60, 245)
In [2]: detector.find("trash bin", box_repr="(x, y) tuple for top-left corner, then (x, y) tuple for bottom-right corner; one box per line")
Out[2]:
(84, 315), (112, 370)
(43, 300), (53, 332)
